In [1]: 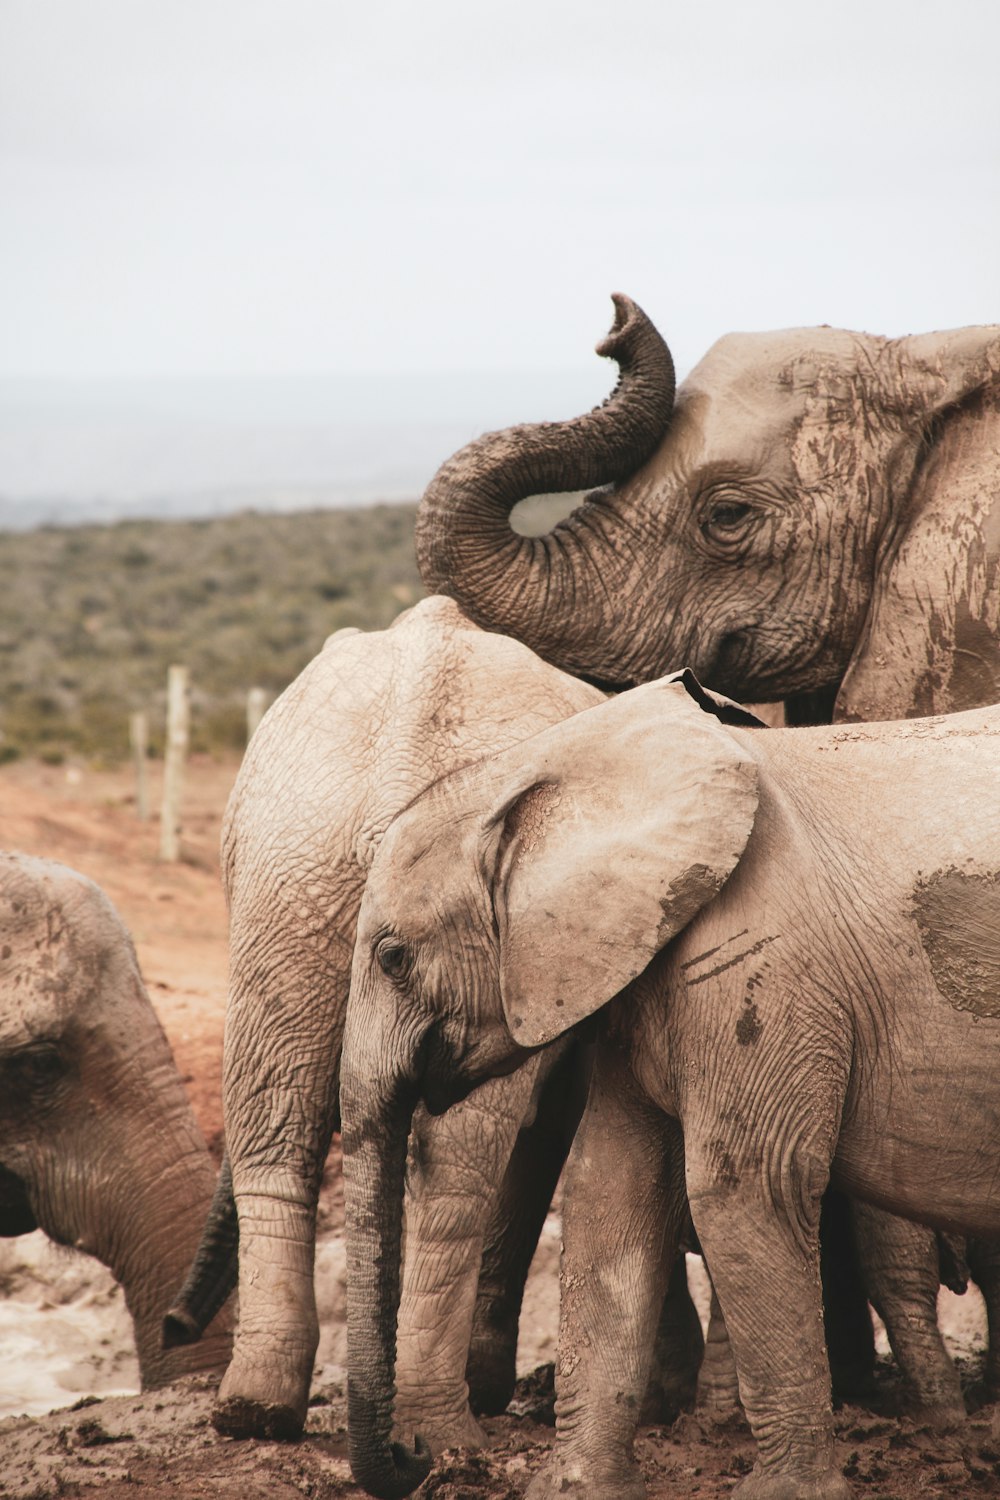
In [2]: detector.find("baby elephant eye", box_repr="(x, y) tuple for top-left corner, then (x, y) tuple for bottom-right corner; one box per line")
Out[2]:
(377, 941), (409, 980)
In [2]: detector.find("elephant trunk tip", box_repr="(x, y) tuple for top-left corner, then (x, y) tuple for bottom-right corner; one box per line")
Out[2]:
(597, 291), (638, 353)
(349, 1433), (433, 1500)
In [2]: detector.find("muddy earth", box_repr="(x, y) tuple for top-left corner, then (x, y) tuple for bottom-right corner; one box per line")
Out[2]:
(0, 757), (998, 1498)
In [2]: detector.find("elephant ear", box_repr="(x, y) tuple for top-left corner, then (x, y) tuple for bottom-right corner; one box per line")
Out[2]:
(836, 326), (1000, 721)
(481, 672), (761, 1048)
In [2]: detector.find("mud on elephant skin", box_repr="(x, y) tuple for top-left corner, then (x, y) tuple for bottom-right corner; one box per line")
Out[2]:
(343, 674), (1000, 1500)
(171, 597), (611, 1455)
(419, 292), (1000, 1418)
(0, 850), (232, 1391)
(417, 296), (1000, 720)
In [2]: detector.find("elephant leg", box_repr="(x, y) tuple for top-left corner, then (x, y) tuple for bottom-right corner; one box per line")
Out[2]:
(214, 1171), (323, 1439)
(850, 1200), (965, 1425)
(696, 1280), (741, 1417)
(686, 1119), (850, 1500)
(967, 1236), (1000, 1400)
(640, 1253), (706, 1424)
(211, 954), (341, 1441)
(393, 1053), (557, 1454)
(819, 1189), (876, 1401)
(526, 1042), (685, 1500)
(466, 1039), (590, 1415)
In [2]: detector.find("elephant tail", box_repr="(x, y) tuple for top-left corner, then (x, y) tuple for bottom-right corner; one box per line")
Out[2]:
(162, 1150), (239, 1347)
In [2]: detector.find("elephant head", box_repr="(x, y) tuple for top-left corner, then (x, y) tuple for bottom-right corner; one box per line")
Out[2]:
(340, 673), (761, 1497)
(0, 852), (232, 1388)
(417, 301), (1000, 717)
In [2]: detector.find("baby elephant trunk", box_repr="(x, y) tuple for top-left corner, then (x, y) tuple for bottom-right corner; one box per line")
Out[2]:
(343, 1079), (432, 1498)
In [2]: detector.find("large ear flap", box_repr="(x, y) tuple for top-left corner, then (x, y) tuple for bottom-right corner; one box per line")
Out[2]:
(481, 673), (760, 1048)
(835, 327), (1000, 721)
(888, 326), (1000, 424)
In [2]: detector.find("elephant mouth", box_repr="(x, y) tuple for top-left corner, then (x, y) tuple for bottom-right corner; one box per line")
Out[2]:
(0, 1163), (37, 1237)
(419, 1030), (536, 1117)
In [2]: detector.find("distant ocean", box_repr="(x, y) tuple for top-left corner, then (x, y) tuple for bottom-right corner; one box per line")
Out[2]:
(0, 368), (610, 530)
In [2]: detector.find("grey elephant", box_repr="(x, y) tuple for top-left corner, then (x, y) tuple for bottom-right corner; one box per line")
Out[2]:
(417, 293), (1000, 1406)
(417, 294), (1000, 719)
(0, 850), (232, 1390)
(342, 673), (1000, 1500)
(169, 597), (609, 1449)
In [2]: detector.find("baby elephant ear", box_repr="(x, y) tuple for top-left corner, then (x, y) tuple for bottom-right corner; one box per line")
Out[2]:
(488, 676), (760, 1048)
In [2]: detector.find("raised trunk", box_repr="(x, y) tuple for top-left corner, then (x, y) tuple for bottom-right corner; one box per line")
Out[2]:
(344, 1083), (431, 1499)
(414, 294), (675, 682)
(162, 1151), (238, 1348)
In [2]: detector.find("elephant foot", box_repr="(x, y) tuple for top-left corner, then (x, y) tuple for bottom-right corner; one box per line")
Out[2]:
(905, 1396), (967, 1430)
(525, 1454), (646, 1500)
(733, 1467), (851, 1500)
(211, 1396), (303, 1441)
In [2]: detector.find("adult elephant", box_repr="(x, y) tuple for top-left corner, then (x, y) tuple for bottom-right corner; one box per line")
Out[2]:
(416, 294), (1000, 1412)
(167, 598), (640, 1450)
(416, 295), (1000, 719)
(0, 852), (232, 1390)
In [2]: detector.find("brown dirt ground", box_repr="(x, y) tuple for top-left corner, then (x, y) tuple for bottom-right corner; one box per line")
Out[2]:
(0, 757), (998, 1500)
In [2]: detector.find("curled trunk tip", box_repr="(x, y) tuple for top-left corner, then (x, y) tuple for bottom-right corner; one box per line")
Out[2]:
(348, 1407), (432, 1499)
(598, 291), (663, 367)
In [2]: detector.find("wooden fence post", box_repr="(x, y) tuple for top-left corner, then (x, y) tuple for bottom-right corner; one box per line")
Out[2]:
(246, 687), (268, 744)
(129, 710), (149, 822)
(160, 665), (190, 862)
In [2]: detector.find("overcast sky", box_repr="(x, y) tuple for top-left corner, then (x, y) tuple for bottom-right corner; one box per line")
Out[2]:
(2, 0), (999, 381)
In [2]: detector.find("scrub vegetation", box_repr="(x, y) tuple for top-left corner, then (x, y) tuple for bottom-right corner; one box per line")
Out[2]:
(0, 504), (423, 762)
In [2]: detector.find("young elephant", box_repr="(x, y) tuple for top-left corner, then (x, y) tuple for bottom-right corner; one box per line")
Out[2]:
(343, 673), (1000, 1500)
(0, 851), (232, 1390)
(172, 596), (608, 1454)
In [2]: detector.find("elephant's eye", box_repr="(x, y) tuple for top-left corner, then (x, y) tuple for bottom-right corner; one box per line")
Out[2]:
(2, 1041), (65, 1089)
(703, 499), (755, 543)
(376, 941), (410, 981)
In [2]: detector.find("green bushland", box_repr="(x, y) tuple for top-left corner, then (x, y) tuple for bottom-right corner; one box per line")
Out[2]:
(0, 504), (424, 763)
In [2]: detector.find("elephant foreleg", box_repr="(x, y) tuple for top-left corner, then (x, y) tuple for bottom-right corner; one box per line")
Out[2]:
(466, 1039), (590, 1415)
(686, 1102), (851, 1499)
(526, 1041), (685, 1500)
(393, 1052), (558, 1454)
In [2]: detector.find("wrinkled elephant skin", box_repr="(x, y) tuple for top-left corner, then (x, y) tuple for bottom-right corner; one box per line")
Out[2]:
(417, 300), (1000, 719)
(189, 598), (602, 1457)
(0, 852), (232, 1390)
(344, 675), (1000, 1499)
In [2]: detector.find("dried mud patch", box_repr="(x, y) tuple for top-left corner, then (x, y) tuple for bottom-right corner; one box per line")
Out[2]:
(2, 1374), (1000, 1500)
